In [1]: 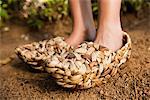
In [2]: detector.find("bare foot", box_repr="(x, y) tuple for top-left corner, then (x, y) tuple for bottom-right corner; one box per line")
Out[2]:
(65, 28), (96, 47)
(95, 26), (123, 51)
(65, 30), (86, 47)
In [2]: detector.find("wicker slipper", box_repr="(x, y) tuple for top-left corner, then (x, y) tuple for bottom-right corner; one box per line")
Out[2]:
(44, 32), (131, 89)
(15, 37), (73, 71)
(16, 32), (131, 89)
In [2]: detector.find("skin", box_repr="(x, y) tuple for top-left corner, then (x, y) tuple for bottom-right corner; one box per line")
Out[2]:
(66, 0), (123, 51)
(66, 0), (96, 47)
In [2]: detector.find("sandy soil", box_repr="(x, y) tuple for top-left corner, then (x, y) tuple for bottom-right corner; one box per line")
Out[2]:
(0, 14), (150, 100)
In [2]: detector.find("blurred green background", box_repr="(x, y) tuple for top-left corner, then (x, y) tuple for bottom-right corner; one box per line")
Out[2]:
(0, 0), (149, 28)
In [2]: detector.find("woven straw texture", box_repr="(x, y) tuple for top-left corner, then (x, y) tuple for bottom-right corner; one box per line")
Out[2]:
(15, 32), (131, 89)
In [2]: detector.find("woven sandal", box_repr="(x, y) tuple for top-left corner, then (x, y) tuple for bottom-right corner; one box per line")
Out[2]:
(44, 32), (131, 89)
(15, 37), (73, 71)
(16, 32), (131, 89)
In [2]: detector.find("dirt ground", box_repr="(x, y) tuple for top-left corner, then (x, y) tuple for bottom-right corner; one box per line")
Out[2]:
(0, 14), (150, 100)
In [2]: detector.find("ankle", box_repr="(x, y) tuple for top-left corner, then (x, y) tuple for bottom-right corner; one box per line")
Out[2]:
(98, 21), (122, 31)
(97, 23), (122, 38)
(72, 25), (96, 41)
(71, 28), (87, 39)
(95, 25), (123, 51)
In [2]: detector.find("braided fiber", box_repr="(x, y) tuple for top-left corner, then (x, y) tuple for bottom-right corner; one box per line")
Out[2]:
(15, 32), (131, 89)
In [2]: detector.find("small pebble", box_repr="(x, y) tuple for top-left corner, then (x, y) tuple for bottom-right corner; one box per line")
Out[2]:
(148, 47), (150, 51)
(21, 34), (25, 38)
(24, 36), (29, 41)
(21, 34), (29, 41)
(3, 27), (9, 32)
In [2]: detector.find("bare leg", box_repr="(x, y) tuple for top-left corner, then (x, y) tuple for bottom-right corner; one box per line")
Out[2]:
(95, 0), (123, 51)
(80, 0), (96, 41)
(66, 0), (96, 47)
